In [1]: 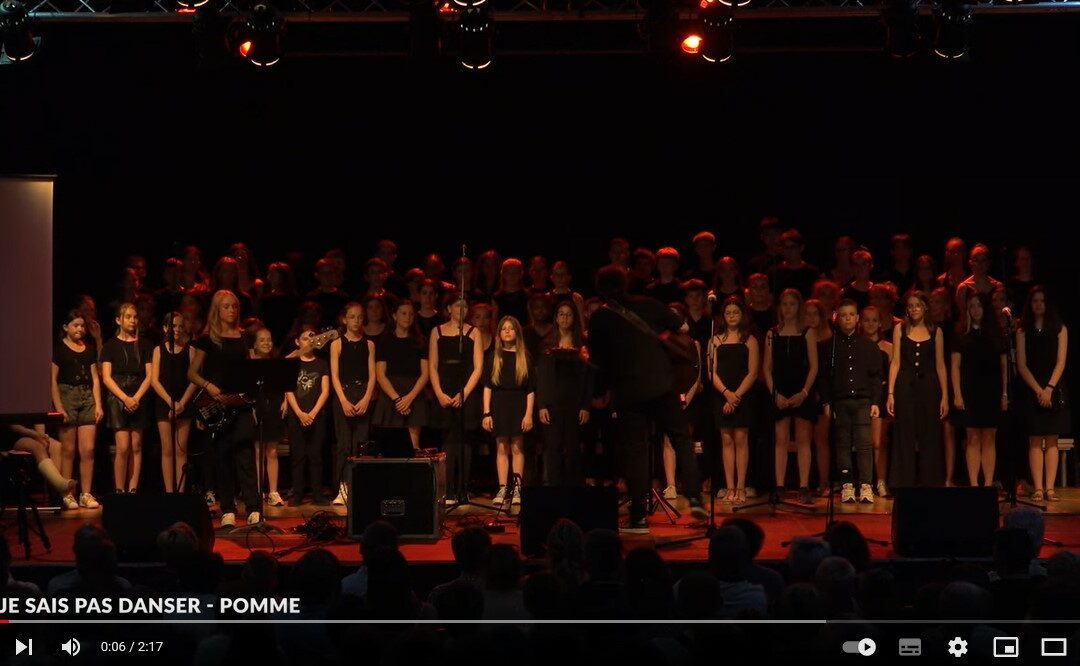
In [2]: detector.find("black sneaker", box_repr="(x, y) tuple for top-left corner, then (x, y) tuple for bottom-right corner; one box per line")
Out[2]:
(620, 518), (650, 535)
(798, 487), (814, 505)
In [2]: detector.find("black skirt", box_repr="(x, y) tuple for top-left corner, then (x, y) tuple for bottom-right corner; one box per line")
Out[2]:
(713, 389), (753, 429)
(106, 375), (149, 431)
(491, 387), (529, 438)
(254, 392), (287, 442)
(373, 376), (429, 428)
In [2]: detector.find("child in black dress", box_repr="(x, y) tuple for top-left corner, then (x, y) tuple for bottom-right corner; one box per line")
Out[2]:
(286, 327), (331, 505)
(251, 327), (287, 507)
(100, 302), (153, 494)
(374, 300), (430, 452)
(538, 302), (593, 487)
(710, 296), (759, 505)
(150, 312), (196, 493)
(483, 316), (535, 505)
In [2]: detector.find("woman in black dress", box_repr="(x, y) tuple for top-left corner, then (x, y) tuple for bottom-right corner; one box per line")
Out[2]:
(330, 302), (377, 505)
(887, 291), (949, 488)
(1016, 286), (1070, 501)
(763, 289), (818, 504)
(251, 327), (287, 507)
(150, 312), (197, 493)
(374, 300), (430, 452)
(50, 309), (103, 510)
(951, 293), (1007, 488)
(100, 302), (153, 494)
(804, 298), (833, 497)
(482, 316), (535, 506)
(929, 286), (959, 486)
(710, 296), (760, 505)
(429, 293), (484, 502)
(538, 301), (594, 488)
(188, 290), (263, 527)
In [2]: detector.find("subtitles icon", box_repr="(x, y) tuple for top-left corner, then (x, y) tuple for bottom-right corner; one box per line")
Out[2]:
(899, 638), (922, 656)
(1042, 638), (1067, 657)
(842, 638), (877, 656)
(994, 637), (1019, 658)
(61, 638), (81, 656)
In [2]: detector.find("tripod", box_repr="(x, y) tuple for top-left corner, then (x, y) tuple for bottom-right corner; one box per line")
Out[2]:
(0, 452), (52, 559)
(733, 410), (816, 515)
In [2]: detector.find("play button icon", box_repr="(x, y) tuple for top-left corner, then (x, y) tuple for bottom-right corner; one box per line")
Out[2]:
(859, 638), (877, 656)
(16, 638), (33, 656)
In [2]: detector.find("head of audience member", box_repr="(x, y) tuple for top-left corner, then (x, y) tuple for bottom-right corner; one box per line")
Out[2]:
(156, 522), (200, 569)
(775, 583), (827, 620)
(73, 524), (120, 591)
(814, 556), (858, 616)
(291, 548), (341, 609)
(857, 568), (898, 620)
(451, 527), (492, 578)
(485, 544), (523, 592)
(708, 526), (752, 583)
(624, 547), (673, 619)
(786, 537), (831, 584)
(824, 521), (871, 572)
(242, 551), (280, 597)
(360, 520), (399, 563)
(994, 527), (1036, 579)
(584, 529), (624, 584)
(675, 572), (722, 619)
(1003, 507), (1045, 561)
(433, 577), (485, 623)
(939, 581), (992, 621)
(364, 546), (415, 620)
(523, 571), (565, 619)
(546, 519), (585, 586)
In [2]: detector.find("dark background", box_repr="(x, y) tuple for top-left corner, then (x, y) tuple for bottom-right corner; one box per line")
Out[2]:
(1, 17), (1077, 306)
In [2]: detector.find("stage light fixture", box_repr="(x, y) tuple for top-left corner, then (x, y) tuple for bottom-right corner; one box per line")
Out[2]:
(699, 0), (734, 63)
(681, 33), (702, 54)
(176, 0), (210, 12)
(455, 0), (492, 71)
(0, 0), (38, 63)
(236, 3), (284, 67)
(932, 0), (971, 59)
(882, 0), (921, 58)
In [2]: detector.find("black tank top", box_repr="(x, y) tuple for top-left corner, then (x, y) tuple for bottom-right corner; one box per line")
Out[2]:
(159, 343), (191, 399)
(436, 324), (475, 394)
(338, 336), (371, 383)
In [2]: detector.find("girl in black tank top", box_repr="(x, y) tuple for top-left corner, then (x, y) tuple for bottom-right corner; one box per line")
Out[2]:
(330, 303), (377, 504)
(151, 312), (197, 493)
(430, 294), (485, 501)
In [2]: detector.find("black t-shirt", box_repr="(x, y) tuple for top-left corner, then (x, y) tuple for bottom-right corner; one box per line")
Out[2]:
(293, 357), (329, 412)
(769, 263), (821, 299)
(100, 337), (153, 378)
(193, 334), (249, 394)
(376, 333), (428, 378)
(53, 341), (96, 386)
(645, 280), (686, 307)
(587, 295), (680, 405)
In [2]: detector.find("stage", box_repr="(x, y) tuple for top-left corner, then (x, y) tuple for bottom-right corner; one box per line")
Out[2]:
(7, 489), (1080, 569)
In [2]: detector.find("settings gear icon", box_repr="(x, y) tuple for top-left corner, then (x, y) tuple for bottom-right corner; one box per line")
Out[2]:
(948, 636), (969, 658)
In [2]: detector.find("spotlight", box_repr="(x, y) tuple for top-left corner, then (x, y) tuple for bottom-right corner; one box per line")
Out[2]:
(176, 0), (210, 12)
(0, 0), (37, 63)
(681, 34), (702, 55)
(699, 0), (734, 63)
(933, 0), (970, 59)
(882, 0), (921, 58)
(236, 3), (284, 67)
(455, 0), (492, 70)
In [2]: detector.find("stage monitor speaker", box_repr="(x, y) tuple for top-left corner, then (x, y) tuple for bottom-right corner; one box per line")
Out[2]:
(519, 485), (619, 557)
(891, 486), (999, 558)
(346, 454), (445, 542)
(102, 493), (214, 561)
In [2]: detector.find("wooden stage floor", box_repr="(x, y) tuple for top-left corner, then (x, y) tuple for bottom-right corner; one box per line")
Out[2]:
(7, 488), (1080, 568)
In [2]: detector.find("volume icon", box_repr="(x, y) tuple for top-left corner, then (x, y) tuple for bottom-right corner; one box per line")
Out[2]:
(61, 638), (81, 656)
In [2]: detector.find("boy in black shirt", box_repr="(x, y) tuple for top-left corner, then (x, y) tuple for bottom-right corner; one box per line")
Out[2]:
(286, 328), (331, 505)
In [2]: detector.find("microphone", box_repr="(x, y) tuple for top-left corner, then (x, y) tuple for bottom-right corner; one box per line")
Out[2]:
(706, 290), (717, 304)
(1002, 306), (1014, 321)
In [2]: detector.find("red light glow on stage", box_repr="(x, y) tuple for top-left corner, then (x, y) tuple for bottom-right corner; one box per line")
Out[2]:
(682, 34), (703, 54)
(239, 41), (253, 56)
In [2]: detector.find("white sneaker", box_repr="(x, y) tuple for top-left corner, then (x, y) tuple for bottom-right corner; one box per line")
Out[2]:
(62, 494), (79, 510)
(859, 484), (874, 504)
(267, 491), (285, 507)
(876, 479), (888, 498)
(493, 486), (508, 504)
(78, 493), (99, 509)
(205, 491), (217, 506)
(332, 483), (347, 506)
(511, 487), (521, 505)
(662, 485), (677, 500)
(221, 512), (236, 528)
(247, 511), (261, 525)
(841, 483), (856, 503)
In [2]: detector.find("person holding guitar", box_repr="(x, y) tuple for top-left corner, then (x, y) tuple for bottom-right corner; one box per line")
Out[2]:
(586, 265), (707, 534)
(188, 290), (262, 528)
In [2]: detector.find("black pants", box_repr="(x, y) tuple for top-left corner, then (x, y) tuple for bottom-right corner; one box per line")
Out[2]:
(617, 391), (701, 521)
(442, 407), (474, 498)
(216, 416), (259, 516)
(834, 398), (872, 486)
(332, 398), (371, 487)
(543, 405), (584, 486)
(289, 412), (327, 496)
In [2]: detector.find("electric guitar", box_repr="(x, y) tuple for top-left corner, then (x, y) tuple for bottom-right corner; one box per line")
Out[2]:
(193, 328), (340, 434)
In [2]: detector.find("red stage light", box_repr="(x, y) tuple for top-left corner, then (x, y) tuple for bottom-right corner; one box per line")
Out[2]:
(681, 34), (702, 54)
(239, 40), (252, 56)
